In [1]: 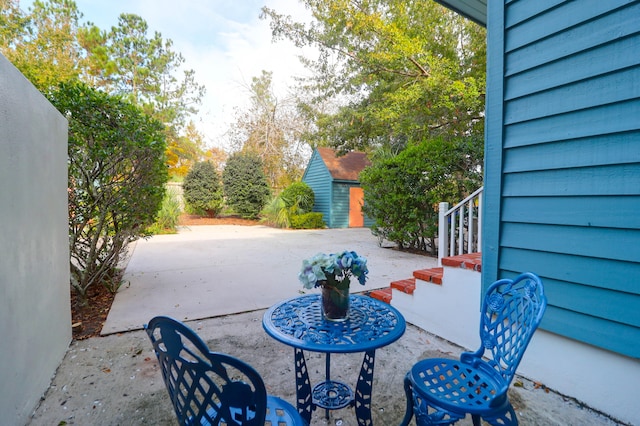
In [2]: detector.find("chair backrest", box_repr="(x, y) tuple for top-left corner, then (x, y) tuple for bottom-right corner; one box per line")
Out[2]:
(145, 316), (268, 426)
(472, 272), (547, 385)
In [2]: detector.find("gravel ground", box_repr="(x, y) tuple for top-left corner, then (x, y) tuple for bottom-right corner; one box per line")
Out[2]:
(28, 309), (624, 426)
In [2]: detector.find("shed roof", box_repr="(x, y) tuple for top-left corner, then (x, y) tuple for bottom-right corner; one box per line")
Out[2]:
(316, 147), (370, 181)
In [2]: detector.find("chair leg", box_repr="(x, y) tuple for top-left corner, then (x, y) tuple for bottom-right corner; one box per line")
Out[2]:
(472, 414), (481, 426)
(401, 373), (466, 426)
(398, 373), (415, 426)
(483, 401), (518, 426)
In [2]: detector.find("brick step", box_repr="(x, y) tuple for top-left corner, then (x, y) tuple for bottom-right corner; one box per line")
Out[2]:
(413, 267), (444, 284)
(371, 254), (481, 305)
(391, 278), (416, 294)
(441, 252), (482, 271)
(369, 287), (392, 303)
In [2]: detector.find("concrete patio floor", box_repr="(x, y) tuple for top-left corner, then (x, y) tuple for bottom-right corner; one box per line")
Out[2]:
(28, 309), (624, 426)
(28, 226), (626, 425)
(101, 225), (437, 335)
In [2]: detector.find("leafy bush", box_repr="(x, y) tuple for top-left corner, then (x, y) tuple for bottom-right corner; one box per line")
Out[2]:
(261, 196), (290, 228)
(360, 136), (483, 254)
(183, 161), (224, 217)
(262, 181), (315, 228)
(147, 187), (182, 234)
(280, 181), (315, 213)
(222, 152), (271, 219)
(290, 212), (326, 229)
(48, 82), (168, 303)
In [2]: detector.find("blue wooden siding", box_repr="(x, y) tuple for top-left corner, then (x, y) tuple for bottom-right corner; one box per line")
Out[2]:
(484, 0), (640, 358)
(302, 151), (332, 227)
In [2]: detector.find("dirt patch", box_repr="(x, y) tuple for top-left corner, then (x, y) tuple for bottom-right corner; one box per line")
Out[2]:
(71, 284), (118, 340)
(70, 215), (260, 340)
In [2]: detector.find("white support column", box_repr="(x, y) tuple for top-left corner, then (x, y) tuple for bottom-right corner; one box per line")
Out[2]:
(458, 204), (465, 255)
(477, 194), (483, 251)
(467, 200), (474, 254)
(438, 202), (449, 266)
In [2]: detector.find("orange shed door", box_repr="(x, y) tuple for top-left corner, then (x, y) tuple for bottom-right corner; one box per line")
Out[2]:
(349, 187), (365, 227)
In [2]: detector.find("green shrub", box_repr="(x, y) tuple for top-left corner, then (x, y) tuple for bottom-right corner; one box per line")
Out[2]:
(290, 212), (326, 229)
(48, 82), (168, 303)
(360, 136), (483, 254)
(262, 181), (316, 228)
(261, 196), (290, 228)
(183, 161), (224, 217)
(280, 181), (315, 213)
(148, 187), (182, 234)
(222, 152), (271, 219)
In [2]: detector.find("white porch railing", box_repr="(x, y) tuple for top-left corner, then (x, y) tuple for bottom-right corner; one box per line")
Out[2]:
(437, 187), (483, 266)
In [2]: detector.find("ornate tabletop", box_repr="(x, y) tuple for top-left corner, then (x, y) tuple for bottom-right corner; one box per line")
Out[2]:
(263, 294), (406, 425)
(263, 293), (406, 352)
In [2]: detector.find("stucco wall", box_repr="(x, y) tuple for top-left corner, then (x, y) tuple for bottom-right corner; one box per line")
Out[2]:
(0, 55), (71, 423)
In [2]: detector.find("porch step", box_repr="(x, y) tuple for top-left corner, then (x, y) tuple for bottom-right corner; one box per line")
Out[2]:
(391, 278), (416, 294)
(370, 255), (481, 305)
(370, 287), (392, 303)
(370, 267), (441, 305)
(413, 267), (444, 284)
(441, 252), (482, 272)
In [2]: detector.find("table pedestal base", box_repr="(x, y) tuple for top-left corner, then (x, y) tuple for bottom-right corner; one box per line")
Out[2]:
(294, 348), (376, 426)
(312, 380), (353, 410)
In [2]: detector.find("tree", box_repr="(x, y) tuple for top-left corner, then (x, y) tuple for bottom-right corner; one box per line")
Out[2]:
(77, 23), (116, 88)
(166, 121), (207, 177)
(228, 70), (310, 189)
(47, 82), (168, 304)
(99, 13), (206, 173)
(222, 152), (271, 219)
(360, 135), (482, 254)
(203, 146), (228, 173)
(0, 0), (83, 91)
(182, 161), (224, 217)
(1, 2), (206, 175)
(97, 13), (206, 133)
(261, 0), (486, 153)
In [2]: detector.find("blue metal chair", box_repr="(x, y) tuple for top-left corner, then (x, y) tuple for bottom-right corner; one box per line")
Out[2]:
(145, 316), (307, 426)
(400, 272), (547, 426)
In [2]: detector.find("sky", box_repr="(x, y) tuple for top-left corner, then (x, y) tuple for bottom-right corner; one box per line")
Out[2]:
(21, 0), (314, 149)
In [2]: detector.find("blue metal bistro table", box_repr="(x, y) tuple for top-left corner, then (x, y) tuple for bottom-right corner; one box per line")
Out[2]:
(263, 294), (406, 425)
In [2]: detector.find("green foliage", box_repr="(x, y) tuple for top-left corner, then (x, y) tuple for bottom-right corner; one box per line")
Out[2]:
(290, 212), (326, 229)
(227, 70), (308, 188)
(1, 2), (206, 174)
(147, 186), (182, 234)
(261, 196), (290, 228)
(360, 136), (483, 254)
(262, 0), (486, 153)
(0, 0), (83, 91)
(262, 181), (316, 228)
(222, 152), (271, 219)
(182, 161), (224, 217)
(280, 181), (315, 213)
(85, 13), (206, 132)
(48, 81), (168, 302)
